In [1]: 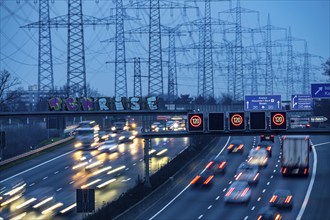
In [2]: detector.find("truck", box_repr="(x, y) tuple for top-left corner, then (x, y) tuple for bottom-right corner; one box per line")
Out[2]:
(74, 127), (100, 149)
(281, 135), (310, 176)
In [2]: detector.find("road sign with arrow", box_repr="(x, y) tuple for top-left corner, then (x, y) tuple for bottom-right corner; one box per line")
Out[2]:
(311, 83), (330, 98)
(291, 95), (313, 110)
(244, 95), (281, 111)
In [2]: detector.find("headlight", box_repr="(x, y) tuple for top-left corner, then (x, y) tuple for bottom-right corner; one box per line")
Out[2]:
(119, 136), (124, 141)
(111, 127), (116, 131)
(75, 142), (82, 148)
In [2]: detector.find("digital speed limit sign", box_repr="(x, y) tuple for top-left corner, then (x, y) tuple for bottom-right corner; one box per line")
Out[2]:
(188, 113), (204, 132)
(229, 112), (245, 130)
(270, 112), (287, 130)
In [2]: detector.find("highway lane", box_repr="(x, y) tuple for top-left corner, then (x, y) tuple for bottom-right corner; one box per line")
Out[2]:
(0, 135), (189, 219)
(138, 135), (325, 220)
(299, 135), (330, 220)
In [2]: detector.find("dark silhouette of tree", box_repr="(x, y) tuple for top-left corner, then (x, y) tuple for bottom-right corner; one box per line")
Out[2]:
(174, 94), (193, 104)
(322, 58), (330, 78)
(193, 95), (205, 104)
(0, 69), (21, 106)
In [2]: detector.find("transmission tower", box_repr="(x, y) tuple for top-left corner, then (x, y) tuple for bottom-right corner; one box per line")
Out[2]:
(38, 0), (54, 92)
(133, 57), (142, 97)
(302, 42), (309, 94)
(286, 27), (294, 100)
(23, 1), (122, 97)
(124, 0), (197, 96)
(220, 0), (259, 101)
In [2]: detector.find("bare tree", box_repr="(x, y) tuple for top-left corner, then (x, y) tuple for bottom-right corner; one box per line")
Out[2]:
(0, 69), (21, 105)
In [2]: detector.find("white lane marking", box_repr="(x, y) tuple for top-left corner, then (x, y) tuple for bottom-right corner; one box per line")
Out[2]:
(43, 176), (48, 180)
(133, 163), (137, 166)
(223, 188), (226, 192)
(229, 181), (232, 184)
(273, 170), (276, 173)
(257, 197), (261, 201)
(270, 175), (273, 179)
(267, 182), (270, 185)
(277, 160), (280, 163)
(262, 189), (266, 193)
(149, 137), (231, 220)
(29, 183), (35, 187)
(215, 137), (232, 158)
(244, 216), (248, 220)
(251, 206), (255, 210)
(56, 188), (62, 192)
(0, 149), (75, 184)
(139, 159), (143, 161)
(65, 166), (69, 169)
(296, 144), (318, 220)
(121, 178), (131, 182)
(125, 168), (129, 171)
(54, 171), (59, 174)
(312, 142), (330, 147)
(207, 205), (212, 209)
(198, 215), (203, 219)
(69, 181), (75, 184)
(275, 164), (278, 167)
(216, 196), (220, 200)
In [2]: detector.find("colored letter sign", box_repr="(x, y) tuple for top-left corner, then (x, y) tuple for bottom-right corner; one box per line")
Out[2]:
(229, 112), (245, 130)
(249, 112), (266, 130)
(208, 113), (224, 131)
(188, 113), (204, 132)
(270, 112), (287, 130)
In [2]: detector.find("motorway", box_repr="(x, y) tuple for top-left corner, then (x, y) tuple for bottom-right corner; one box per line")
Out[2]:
(133, 135), (330, 220)
(0, 133), (189, 220)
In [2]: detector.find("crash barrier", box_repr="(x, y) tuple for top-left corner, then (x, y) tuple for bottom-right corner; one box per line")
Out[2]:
(0, 136), (74, 167)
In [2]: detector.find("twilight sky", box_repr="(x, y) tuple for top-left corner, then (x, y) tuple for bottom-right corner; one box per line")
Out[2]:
(0, 0), (329, 99)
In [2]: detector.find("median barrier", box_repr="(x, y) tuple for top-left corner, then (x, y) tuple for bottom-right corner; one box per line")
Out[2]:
(0, 136), (74, 167)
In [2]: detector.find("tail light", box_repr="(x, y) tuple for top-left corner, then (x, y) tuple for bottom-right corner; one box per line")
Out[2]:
(283, 168), (287, 174)
(257, 216), (262, 220)
(274, 214), (282, 220)
(218, 162), (226, 169)
(227, 144), (234, 150)
(225, 188), (235, 197)
(270, 195), (277, 203)
(284, 195), (292, 203)
(203, 175), (214, 185)
(271, 135), (274, 137)
(241, 188), (249, 197)
(256, 146), (261, 150)
(205, 161), (214, 169)
(253, 173), (259, 181)
(235, 172), (242, 180)
(266, 146), (271, 151)
(304, 168), (308, 175)
(191, 176), (201, 185)
(238, 144), (244, 150)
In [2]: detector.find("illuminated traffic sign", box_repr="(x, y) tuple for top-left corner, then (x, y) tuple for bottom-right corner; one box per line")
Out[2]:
(208, 113), (224, 131)
(270, 112), (287, 130)
(188, 113), (204, 132)
(249, 112), (266, 130)
(229, 112), (245, 130)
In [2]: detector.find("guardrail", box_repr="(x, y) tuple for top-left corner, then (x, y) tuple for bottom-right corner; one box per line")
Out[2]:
(0, 136), (74, 167)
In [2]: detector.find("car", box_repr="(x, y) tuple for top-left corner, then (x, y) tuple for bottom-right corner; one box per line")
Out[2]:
(269, 189), (293, 208)
(98, 139), (118, 154)
(257, 206), (282, 220)
(224, 181), (251, 203)
(205, 155), (227, 174)
(256, 142), (273, 157)
(235, 162), (260, 184)
(227, 140), (244, 154)
(247, 148), (269, 167)
(117, 131), (135, 143)
(190, 170), (214, 187)
(260, 134), (275, 142)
